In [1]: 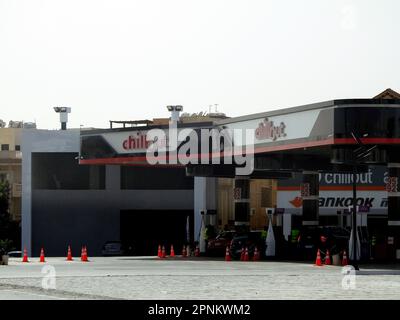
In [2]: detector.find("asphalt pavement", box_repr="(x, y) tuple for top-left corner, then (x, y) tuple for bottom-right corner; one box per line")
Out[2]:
(0, 256), (399, 300)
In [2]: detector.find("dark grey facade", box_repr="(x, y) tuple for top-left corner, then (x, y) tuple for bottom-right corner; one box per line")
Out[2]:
(22, 130), (194, 257)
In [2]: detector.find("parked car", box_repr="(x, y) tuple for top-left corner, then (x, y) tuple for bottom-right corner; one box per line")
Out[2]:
(7, 251), (22, 258)
(206, 231), (236, 256)
(101, 241), (128, 256)
(229, 231), (265, 260)
(297, 226), (351, 260)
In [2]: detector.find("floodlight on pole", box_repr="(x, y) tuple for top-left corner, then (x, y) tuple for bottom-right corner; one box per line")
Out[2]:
(53, 107), (71, 130)
(167, 105), (183, 123)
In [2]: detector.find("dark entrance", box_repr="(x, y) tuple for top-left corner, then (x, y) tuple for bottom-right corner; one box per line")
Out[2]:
(120, 210), (194, 256)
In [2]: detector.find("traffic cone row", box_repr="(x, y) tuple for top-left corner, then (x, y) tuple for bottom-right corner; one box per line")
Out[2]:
(314, 249), (349, 266)
(21, 245), (89, 263)
(236, 247), (260, 262)
(156, 244), (203, 258)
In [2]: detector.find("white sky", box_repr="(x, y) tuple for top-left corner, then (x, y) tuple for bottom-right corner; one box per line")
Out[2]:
(0, 0), (399, 129)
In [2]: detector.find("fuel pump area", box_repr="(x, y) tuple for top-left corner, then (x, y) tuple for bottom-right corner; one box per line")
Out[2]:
(79, 95), (400, 263)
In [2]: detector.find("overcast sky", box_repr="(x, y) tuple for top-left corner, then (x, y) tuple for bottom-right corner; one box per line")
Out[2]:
(0, 0), (399, 129)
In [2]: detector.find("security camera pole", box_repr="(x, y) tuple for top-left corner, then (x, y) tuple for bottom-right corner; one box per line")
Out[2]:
(53, 107), (71, 130)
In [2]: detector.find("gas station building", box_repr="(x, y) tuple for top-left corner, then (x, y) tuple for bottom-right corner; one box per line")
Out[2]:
(21, 89), (400, 259)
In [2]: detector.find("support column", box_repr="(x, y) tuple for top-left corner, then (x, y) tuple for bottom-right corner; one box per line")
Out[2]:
(301, 171), (319, 226)
(386, 163), (400, 259)
(194, 177), (217, 252)
(105, 165), (120, 190)
(194, 177), (206, 244)
(234, 177), (250, 227)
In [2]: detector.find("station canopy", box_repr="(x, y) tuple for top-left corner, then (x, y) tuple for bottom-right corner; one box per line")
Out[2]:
(80, 98), (400, 179)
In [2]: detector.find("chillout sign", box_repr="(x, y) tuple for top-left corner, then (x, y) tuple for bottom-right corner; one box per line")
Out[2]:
(122, 132), (151, 150)
(255, 118), (287, 141)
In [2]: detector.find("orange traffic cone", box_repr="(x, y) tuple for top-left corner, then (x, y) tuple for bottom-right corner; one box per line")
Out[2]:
(194, 245), (200, 257)
(22, 248), (29, 263)
(81, 246), (88, 262)
(39, 248), (45, 263)
(182, 246), (187, 257)
(170, 245), (175, 257)
(315, 249), (323, 266)
(84, 246), (89, 262)
(253, 247), (260, 261)
(225, 246), (231, 262)
(244, 247), (250, 261)
(342, 250), (348, 266)
(66, 245), (73, 261)
(240, 247), (245, 261)
(162, 245), (166, 258)
(325, 250), (331, 265)
(157, 245), (162, 258)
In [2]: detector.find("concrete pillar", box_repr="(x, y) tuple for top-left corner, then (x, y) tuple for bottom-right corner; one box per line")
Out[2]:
(105, 165), (120, 190)
(194, 177), (206, 244)
(233, 177), (250, 226)
(301, 171), (319, 226)
(194, 177), (217, 250)
(387, 163), (400, 259)
(21, 147), (32, 256)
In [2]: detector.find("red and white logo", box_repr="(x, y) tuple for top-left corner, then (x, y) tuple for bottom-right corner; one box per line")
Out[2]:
(289, 196), (303, 208)
(255, 118), (287, 141)
(122, 132), (150, 150)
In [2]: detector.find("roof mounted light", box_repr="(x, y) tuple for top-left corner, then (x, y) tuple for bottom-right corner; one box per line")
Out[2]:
(167, 105), (183, 124)
(54, 107), (71, 113)
(53, 107), (71, 130)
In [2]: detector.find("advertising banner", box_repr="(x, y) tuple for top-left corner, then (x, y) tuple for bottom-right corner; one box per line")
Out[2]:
(277, 167), (388, 214)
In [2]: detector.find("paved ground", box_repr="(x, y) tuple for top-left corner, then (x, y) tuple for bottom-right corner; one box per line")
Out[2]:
(0, 256), (400, 300)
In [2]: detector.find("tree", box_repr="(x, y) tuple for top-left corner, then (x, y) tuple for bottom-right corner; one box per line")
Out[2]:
(0, 180), (11, 224)
(0, 181), (19, 251)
